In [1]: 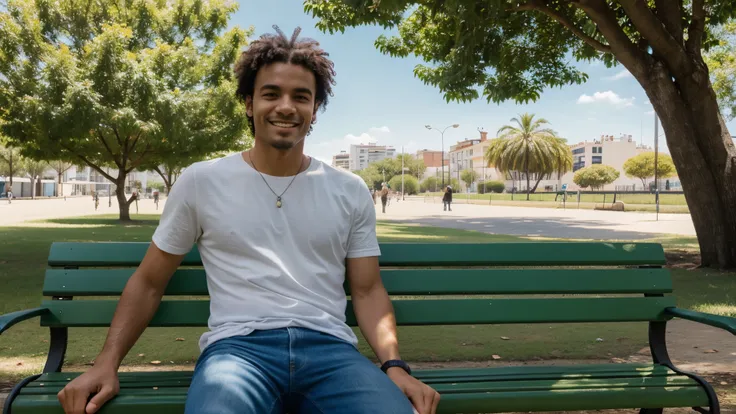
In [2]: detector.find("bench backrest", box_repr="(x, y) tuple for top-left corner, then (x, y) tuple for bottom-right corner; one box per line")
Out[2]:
(40, 242), (675, 328)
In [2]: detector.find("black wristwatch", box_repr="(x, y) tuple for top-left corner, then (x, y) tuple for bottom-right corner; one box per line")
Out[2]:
(380, 359), (412, 375)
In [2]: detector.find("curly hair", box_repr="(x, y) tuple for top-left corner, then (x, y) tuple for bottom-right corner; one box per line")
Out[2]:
(234, 26), (336, 136)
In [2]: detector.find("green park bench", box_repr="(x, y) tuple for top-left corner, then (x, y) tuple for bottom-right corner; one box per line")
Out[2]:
(2, 241), (735, 413)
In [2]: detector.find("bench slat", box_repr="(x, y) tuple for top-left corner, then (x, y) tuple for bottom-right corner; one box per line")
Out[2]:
(21, 376), (699, 395)
(11, 379), (708, 414)
(43, 268), (673, 296)
(40, 297), (675, 327)
(48, 242), (666, 267)
(26, 363), (679, 387)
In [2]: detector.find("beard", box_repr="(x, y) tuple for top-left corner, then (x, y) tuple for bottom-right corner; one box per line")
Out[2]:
(270, 139), (296, 150)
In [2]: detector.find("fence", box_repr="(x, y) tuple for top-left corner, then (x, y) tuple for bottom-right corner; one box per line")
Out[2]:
(422, 190), (688, 212)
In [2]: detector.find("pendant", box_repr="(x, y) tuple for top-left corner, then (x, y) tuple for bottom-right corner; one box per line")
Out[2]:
(276, 197), (282, 208)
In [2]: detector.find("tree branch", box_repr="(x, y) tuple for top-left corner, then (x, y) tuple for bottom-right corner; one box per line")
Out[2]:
(153, 165), (171, 189)
(512, 0), (611, 53)
(60, 143), (118, 183)
(685, 0), (705, 58)
(126, 144), (152, 173)
(129, 130), (143, 153)
(575, 0), (652, 79)
(654, 0), (683, 44)
(618, 0), (692, 77)
(96, 130), (121, 168)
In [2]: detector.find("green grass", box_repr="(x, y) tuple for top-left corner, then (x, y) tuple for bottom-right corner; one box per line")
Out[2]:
(0, 215), (733, 384)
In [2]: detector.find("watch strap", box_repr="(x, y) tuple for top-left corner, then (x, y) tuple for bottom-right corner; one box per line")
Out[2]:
(380, 359), (412, 375)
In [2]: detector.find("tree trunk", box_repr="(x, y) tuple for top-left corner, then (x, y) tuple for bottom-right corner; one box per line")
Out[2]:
(525, 157), (530, 200)
(646, 63), (736, 269)
(116, 176), (132, 222)
(530, 173), (545, 193)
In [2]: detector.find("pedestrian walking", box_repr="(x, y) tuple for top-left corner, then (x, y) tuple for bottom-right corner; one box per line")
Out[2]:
(380, 183), (389, 213)
(442, 185), (453, 211)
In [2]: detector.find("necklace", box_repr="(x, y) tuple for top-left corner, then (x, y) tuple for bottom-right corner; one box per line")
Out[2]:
(249, 153), (309, 208)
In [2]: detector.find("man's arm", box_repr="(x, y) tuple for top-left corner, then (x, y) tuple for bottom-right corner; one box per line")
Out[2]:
(347, 256), (440, 414)
(57, 242), (185, 414)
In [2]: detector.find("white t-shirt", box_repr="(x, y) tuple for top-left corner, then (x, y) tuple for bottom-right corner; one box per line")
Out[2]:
(151, 153), (380, 351)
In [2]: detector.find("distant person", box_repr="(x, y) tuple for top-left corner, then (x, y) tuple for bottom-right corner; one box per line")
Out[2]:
(6, 184), (12, 204)
(380, 184), (389, 213)
(442, 185), (453, 211)
(371, 188), (377, 205)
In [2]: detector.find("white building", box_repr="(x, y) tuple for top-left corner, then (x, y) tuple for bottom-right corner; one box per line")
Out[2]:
(558, 134), (653, 191)
(349, 143), (396, 171)
(331, 151), (350, 170)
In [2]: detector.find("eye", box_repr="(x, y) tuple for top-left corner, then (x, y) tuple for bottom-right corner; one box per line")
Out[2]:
(296, 95), (310, 102)
(263, 92), (277, 98)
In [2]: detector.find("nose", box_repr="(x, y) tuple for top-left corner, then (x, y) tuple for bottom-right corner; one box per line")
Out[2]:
(275, 96), (297, 117)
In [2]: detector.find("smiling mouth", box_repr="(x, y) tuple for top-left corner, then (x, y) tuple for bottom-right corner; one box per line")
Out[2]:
(269, 120), (300, 128)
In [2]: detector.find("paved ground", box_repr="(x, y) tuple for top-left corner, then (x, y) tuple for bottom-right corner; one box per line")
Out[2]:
(378, 196), (696, 239)
(2, 195), (696, 241)
(0, 195), (165, 226)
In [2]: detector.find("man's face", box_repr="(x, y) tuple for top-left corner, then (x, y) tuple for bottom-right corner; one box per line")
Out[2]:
(246, 62), (318, 151)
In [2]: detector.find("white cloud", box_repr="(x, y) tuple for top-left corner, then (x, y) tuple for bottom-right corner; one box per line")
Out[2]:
(577, 91), (635, 107)
(645, 100), (651, 105)
(305, 126), (393, 166)
(587, 117), (597, 121)
(644, 110), (655, 115)
(604, 69), (632, 80)
(369, 126), (391, 134)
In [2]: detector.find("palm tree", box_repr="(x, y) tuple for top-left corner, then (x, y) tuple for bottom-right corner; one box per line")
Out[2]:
(485, 113), (573, 200)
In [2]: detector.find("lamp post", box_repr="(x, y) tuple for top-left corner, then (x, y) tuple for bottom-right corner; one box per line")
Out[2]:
(425, 123), (459, 188)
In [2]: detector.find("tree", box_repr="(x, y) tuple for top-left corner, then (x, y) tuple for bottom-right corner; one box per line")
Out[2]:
(484, 114), (572, 200)
(477, 180), (505, 194)
(388, 174), (419, 195)
(420, 176), (439, 192)
(0, 144), (24, 186)
(49, 160), (73, 196)
(306, 1), (736, 268)
(574, 165), (620, 190)
(705, 21), (736, 120)
(623, 152), (677, 188)
(23, 158), (48, 199)
(0, 0), (250, 221)
(460, 169), (477, 190)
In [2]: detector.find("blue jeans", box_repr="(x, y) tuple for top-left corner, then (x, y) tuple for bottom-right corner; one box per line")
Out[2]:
(184, 327), (415, 414)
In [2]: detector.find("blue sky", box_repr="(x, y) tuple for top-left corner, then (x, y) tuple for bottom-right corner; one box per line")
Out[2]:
(232, 1), (736, 164)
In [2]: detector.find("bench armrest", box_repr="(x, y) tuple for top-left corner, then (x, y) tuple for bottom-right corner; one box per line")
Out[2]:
(0, 307), (49, 335)
(665, 307), (736, 335)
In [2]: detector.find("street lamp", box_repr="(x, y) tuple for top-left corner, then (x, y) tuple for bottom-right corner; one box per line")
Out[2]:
(425, 123), (459, 188)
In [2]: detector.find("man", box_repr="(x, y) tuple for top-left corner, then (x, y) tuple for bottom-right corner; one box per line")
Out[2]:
(442, 185), (452, 211)
(57, 27), (440, 414)
(380, 183), (389, 213)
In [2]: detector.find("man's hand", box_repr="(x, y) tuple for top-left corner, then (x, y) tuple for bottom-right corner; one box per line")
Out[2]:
(57, 365), (119, 414)
(387, 368), (441, 414)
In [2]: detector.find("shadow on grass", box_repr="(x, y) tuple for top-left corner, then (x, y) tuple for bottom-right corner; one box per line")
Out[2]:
(40, 215), (161, 227)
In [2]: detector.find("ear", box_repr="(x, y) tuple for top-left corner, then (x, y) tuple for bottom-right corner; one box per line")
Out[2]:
(245, 96), (253, 117)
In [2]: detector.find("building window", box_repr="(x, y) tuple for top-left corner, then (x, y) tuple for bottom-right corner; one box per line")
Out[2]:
(592, 156), (602, 164)
(572, 148), (585, 155)
(591, 147), (603, 154)
(573, 161), (586, 172)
